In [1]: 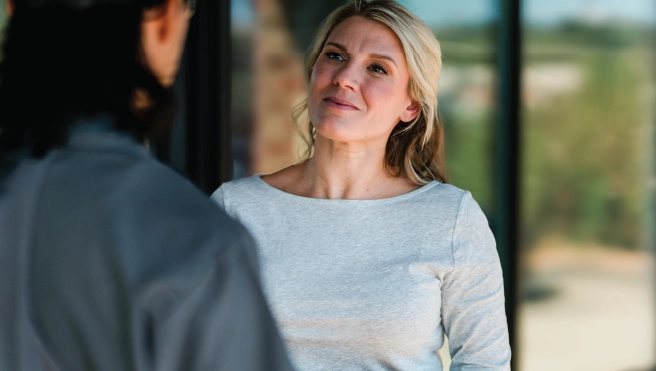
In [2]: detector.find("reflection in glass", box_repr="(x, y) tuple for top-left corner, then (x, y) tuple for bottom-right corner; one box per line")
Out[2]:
(520, 1), (656, 370)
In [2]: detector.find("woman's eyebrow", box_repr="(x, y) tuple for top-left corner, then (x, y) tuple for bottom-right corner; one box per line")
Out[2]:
(325, 42), (397, 67)
(369, 53), (397, 67)
(325, 41), (348, 51)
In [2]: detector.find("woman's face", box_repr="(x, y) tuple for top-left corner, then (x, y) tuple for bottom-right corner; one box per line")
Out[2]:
(308, 16), (419, 146)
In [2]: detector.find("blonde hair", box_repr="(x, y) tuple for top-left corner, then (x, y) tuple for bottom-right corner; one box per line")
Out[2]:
(293, 0), (447, 185)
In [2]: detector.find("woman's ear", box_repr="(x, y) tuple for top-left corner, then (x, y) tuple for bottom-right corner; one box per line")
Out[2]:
(142, 0), (175, 42)
(141, 0), (190, 87)
(400, 100), (421, 122)
(5, 0), (15, 16)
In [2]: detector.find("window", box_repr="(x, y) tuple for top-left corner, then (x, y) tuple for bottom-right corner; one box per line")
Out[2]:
(520, 0), (656, 369)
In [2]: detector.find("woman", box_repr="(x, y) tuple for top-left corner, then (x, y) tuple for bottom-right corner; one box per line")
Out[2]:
(213, 0), (511, 369)
(0, 0), (292, 369)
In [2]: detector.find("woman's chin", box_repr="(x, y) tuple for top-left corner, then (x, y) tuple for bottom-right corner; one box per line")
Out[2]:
(314, 125), (362, 144)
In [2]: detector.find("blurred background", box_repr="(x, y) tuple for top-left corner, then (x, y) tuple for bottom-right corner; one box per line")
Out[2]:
(1, 0), (654, 369)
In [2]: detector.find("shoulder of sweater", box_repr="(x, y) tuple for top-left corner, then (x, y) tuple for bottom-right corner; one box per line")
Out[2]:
(411, 183), (487, 236)
(214, 175), (263, 197)
(416, 181), (470, 207)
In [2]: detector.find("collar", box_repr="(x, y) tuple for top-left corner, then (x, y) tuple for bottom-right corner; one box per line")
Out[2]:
(65, 115), (151, 158)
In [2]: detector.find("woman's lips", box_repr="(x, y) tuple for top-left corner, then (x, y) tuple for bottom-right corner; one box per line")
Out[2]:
(324, 97), (359, 111)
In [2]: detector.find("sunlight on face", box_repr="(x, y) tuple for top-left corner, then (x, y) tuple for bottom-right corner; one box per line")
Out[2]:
(308, 16), (418, 147)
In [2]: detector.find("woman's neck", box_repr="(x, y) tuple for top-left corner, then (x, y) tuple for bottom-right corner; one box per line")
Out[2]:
(266, 135), (420, 200)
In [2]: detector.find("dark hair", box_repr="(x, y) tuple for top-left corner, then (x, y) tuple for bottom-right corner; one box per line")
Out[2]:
(0, 0), (176, 158)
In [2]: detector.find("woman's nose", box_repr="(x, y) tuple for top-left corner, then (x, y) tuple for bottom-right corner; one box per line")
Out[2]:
(332, 61), (359, 92)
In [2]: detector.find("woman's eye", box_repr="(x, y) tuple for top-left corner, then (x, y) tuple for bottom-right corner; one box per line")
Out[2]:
(370, 64), (388, 75)
(325, 52), (345, 61)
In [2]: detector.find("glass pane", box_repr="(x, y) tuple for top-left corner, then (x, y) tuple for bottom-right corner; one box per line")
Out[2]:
(399, 0), (498, 212)
(520, 1), (656, 370)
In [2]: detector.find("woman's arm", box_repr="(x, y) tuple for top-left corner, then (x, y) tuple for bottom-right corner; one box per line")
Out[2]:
(441, 192), (512, 370)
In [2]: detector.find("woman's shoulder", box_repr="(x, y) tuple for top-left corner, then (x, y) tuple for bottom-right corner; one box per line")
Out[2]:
(431, 184), (493, 249)
(212, 162), (307, 206)
(216, 174), (265, 193)
(417, 181), (472, 208)
(211, 175), (267, 208)
(416, 182), (489, 230)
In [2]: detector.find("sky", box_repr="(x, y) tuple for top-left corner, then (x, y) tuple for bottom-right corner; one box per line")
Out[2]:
(233, 0), (656, 27)
(232, 0), (254, 26)
(399, 0), (656, 26)
(523, 0), (656, 26)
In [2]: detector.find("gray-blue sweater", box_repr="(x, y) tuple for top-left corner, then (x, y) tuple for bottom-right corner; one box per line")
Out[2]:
(0, 121), (293, 371)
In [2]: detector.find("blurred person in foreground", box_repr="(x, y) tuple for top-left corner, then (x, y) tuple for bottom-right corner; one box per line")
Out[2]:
(0, 0), (293, 370)
(212, 0), (511, 370)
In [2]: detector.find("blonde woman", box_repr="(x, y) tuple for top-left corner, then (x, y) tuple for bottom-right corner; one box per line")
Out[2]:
(213, 0), (511, 369)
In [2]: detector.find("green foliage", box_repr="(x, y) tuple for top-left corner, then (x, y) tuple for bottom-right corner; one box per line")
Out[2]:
(522, 29), (652, 249)
(442, 108), (494, 212)
(434, 25), (497, 212)
(435, 22), (653, 250)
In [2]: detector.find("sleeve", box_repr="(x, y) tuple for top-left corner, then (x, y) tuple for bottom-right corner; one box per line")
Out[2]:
(154, 233), (295, 371)
(210, 185), (226, 209)
(440, 192), (511, 370)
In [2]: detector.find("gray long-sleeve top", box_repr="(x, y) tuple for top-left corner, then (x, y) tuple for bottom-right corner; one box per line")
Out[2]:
(0, 121), (294, 371)
(212, 175), (511, 371)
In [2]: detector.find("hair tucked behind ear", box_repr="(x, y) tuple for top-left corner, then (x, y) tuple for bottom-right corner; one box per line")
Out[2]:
(293, 0), (447, 185)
